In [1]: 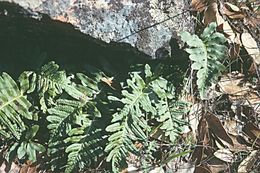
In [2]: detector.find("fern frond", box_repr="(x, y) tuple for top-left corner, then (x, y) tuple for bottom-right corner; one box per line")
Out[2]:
(64, 127), (104, 173)
(105, 67), (157, 171)
(36, 61), (69, 95)
(47, 94), (103, 172)
(151, 78), (189, 142)
(19, 62), (89, 112)
(47, 99), (83, 138)
(179, 22), (227, 99)
(105, 64), (190, 171)
(0, 73), (33, 140)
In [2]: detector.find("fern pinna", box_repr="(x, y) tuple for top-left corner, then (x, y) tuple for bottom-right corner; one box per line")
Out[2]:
(179, 22), (227, 99)
(105, 64), (189, 172)
(43, 65), (106, 172)
(0, 72), (45, 162)
(0, 62), (107, 172)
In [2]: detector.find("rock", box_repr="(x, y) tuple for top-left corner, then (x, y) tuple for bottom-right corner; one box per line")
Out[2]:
(0, 0), (194, 58)
(0, 2), (150, 78)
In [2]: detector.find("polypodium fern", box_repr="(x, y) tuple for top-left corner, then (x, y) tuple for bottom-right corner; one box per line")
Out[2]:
(105, 64), (189, 172)
(0, 73), (33, 140)
(0, 72), (45, 162)
(19, 61), (87, 111)
(179, 22), (227, 99)
(46, 72), (105, 172)
(0, 60), (190, 172)
(151, 77), (189, 142)
(105, 70), (154, 172)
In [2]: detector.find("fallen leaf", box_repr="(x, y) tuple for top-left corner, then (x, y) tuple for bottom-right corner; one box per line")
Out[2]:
(121, 165), (138, 173)
(191, 0), (208, 12)
(194, 165), (212, 173)
(205, 112), (233, 146)
(214, 148), (234, 163)
(238, 150), (259, 173)
(149, 167), (165, 173)
(224, 120), (238, 136)
(198, 116), (209, 142)
(218, 73), (249, 96)
(241, 32), (260, 65)
(225, 2), (240, 12)
(207, 157), (228, 172)
(101, 76), (121, 90)
(223, 3), (245, 19)
(203, 1), (218, 25)
(203, 0), (237, 42)
(191, 141), (204, 164)
(19, 164), (29, 173)
(192, 116), (210, 164)
(228, 134), (249, 152)
(242, 122), (260, 147)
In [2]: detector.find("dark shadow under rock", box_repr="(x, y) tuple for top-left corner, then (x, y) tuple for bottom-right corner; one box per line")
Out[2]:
(0, 2), (151, 79)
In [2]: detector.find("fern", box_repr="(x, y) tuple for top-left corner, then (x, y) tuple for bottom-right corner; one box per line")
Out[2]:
(0, 73), (33, 139)
(179, 22), (227, 99)
(64, 128), (104, 173)
(46, 72), (105, 172)
(19, 62), (87, 111)
(0, 61), (190, 172)
(0, 73), (46, 162)
(151, 78), (189, 142)
(105, 64), (189, 171)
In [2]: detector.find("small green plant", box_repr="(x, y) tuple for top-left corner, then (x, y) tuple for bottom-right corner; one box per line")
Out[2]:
(105, 64), (189, 172)
(179, 22), (227, 99)
(0, 22), (226, 173)
(0, 61), (190, 172)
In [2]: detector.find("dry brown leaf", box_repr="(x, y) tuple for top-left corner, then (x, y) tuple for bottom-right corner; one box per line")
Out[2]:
(203, 1), (218, 25)
(19, 164), (29, 173)
(218, 73), (249, 96)
(191, 142), (204, 164)
(228, 134), (249, 152)
(224, 120), (238, 136)
(214, 149), (234, 163)
(238, 150), (259, 173)
(203, 0), (237, 42)
(205, 112), (233, 146)
(191, 0), (208, 12)
(225, 2), (240, 12)
(175, 162), (195, 173)
(242, 122), (260, 147)
(241, 32), (260, 65)
(194, 165), (212, 173)
(244, 11), (260, 28)
(207, 157), (229, 173)
(198, 116), (209, 142)
(191, 116), (209, 164)
(244, 91), (260, 106)
(223, 2), (245, 19)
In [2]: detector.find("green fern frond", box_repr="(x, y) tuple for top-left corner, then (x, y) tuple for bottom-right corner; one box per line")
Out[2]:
(179, 22), (227, 99)
(151, 78), (189, 142)
(47, 71), (104, 172)
(0, 73), (33, 140)
(105, 64), (189, 171)
(36, 61), (69, 96)
(105, 66), (157, 171)
(19, 62), (89, 112)
(47, 99), (83, 138)
(64, 127), (104, 173)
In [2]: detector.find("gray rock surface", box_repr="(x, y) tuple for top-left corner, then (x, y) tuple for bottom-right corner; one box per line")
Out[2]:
(0, 0), (193, 58)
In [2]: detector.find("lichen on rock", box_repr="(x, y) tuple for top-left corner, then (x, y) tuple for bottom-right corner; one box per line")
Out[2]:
(1, 0), (194, 58)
